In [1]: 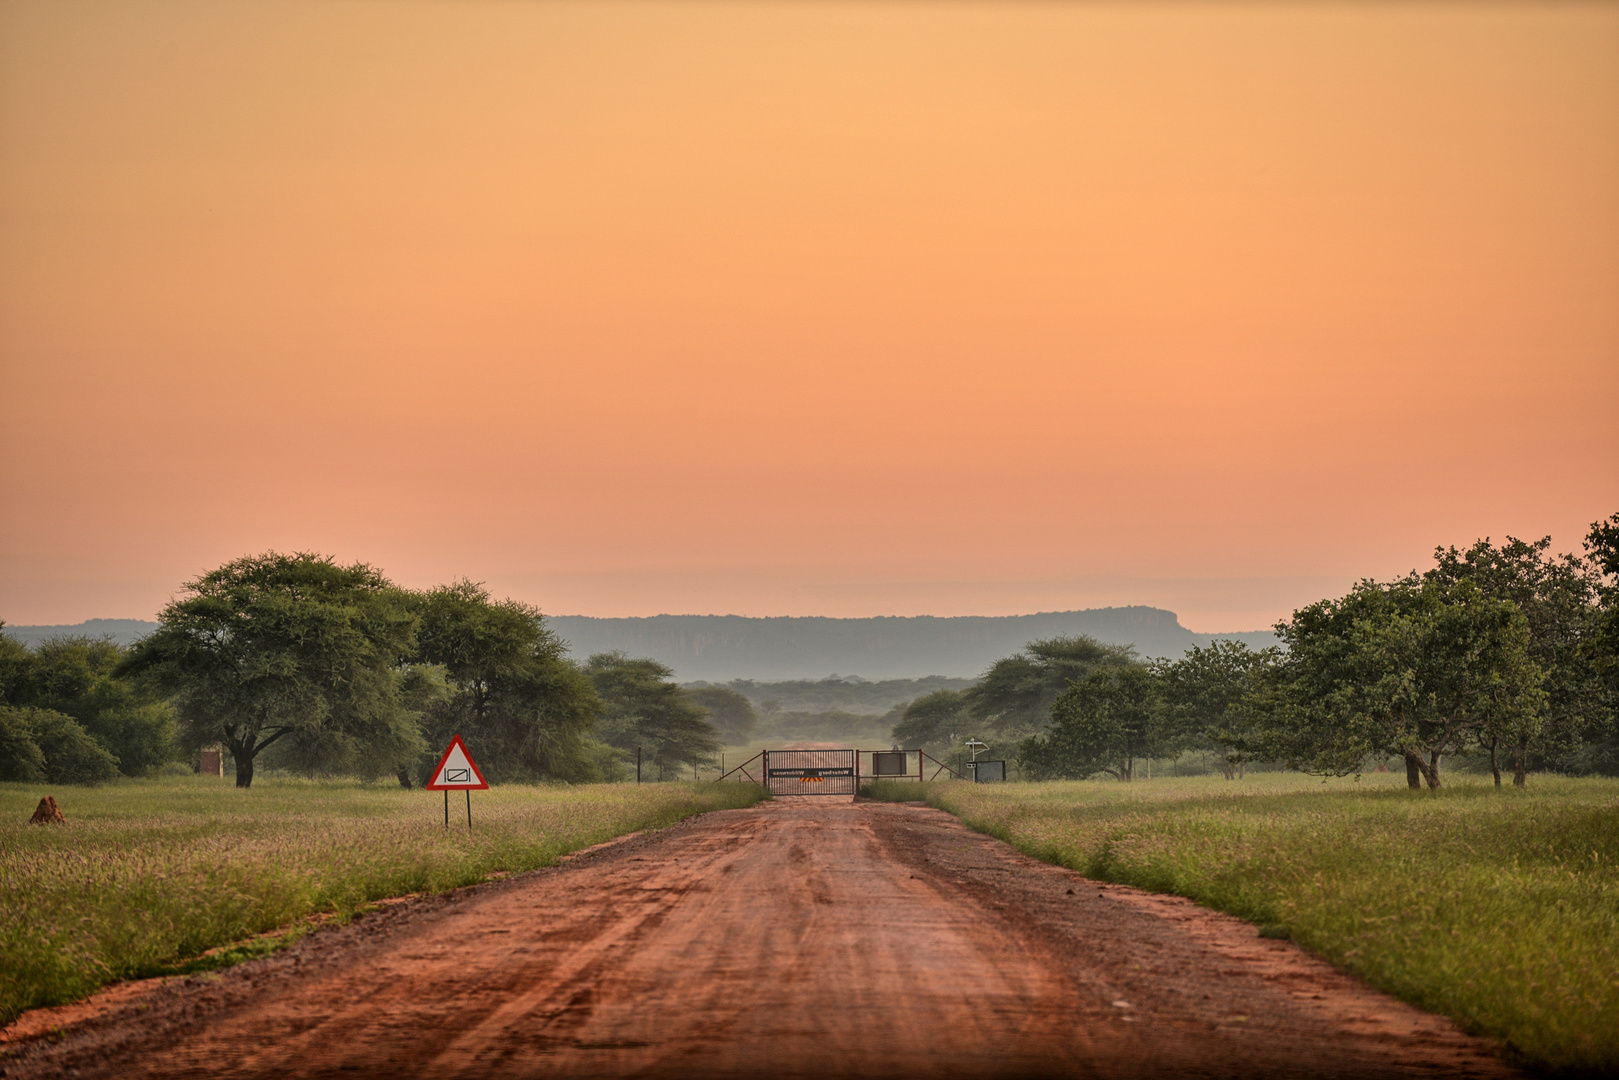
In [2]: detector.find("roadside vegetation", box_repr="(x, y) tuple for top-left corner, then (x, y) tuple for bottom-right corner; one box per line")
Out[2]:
(894, 516), (1619, 789)
(863, 772), (1619, 1072)
(0, 777), (765, 1025)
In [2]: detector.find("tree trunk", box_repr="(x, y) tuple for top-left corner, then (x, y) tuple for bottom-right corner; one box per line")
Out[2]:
(1425, 750), (1443, 790)
(396, 767), (413, 789)
(234, 753), (254, 788)
(1404, 751), (1424, 789)
(1513, 737), (1529, 788)
(1488, 740), (1501, 788)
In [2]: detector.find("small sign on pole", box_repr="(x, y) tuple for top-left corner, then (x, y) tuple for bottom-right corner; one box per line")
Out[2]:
(426, 734), (488, 828)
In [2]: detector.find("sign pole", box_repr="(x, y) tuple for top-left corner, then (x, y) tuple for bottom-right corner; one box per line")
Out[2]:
(466, 789), (472, 829)
(636, 746), (642, 784)
(443, 790), (449, 829)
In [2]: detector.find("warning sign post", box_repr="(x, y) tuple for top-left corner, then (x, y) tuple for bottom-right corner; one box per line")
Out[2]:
(426, 734), (488, 828)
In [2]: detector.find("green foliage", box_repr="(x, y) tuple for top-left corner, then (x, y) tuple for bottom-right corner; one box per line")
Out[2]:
(963, 635), (1135, 743)
(0, 777), (768, 1024)
(412, 581), (603, 784)
(1427, 533), (1608, 782)
(118, 552), (418, 788)
(0, 633), (177, 777)
(585, 652), (719, 773)
(1579, 513), (1619, 764)
(1258, 575), (1546, 788)
(1159, 640), (1279, 777)
(1023, 665), (1178, 780)
(0, 708), (47, 782)
(0, 706), (121, 785)
(684, 684), (758, 746)
(863, 774), (1619, 1073)
(891, 688), (970, 752)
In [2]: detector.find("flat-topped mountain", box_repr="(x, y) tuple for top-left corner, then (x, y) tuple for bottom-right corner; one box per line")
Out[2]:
(547, 608), (1274, 681)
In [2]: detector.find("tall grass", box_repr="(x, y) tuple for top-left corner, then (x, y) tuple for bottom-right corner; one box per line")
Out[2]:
(0, 777), (765, 1024)
(863, 772), (1619, 1073)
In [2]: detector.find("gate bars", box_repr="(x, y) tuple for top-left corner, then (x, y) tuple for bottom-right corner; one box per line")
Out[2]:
(712, 748), (964, 789)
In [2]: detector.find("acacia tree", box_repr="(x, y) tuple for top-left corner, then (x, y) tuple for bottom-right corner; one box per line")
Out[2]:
(963, 636), (1136, 744)
(1261, 575), (1545, 789)
(890, 688), (971, 753)
(411, 581), (603, 784)
(117, 553), (417, 788)
(684, 685), (758, 746)
(1022, 664), (1177, 780)
(585, 652), (718, 776)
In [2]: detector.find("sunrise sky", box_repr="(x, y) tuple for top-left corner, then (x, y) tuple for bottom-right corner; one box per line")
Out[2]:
(1, 0), (1616, 632)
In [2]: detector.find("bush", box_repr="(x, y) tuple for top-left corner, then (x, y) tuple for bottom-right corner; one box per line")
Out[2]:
(0, 708), (47, 782)
(6, 706), (122, 785)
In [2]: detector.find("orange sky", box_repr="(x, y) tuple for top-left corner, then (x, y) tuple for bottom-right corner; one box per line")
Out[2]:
(2, 0), (1616, 632)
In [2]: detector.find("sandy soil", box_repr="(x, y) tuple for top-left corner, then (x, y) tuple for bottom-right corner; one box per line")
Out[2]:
(1, 800), (1517, 1080)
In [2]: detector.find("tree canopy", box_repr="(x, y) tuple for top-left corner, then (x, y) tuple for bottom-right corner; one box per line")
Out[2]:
(684, 685), (758, 746)
(585, 652), (719, 776)
(963, 636), (1135, 743)
(117, 552), (417, 787)
(410, 581), (605, 784)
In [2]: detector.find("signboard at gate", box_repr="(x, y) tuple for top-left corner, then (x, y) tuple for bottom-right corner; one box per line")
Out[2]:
(426, 734), (489, 790)
(764, 749), (858, 796)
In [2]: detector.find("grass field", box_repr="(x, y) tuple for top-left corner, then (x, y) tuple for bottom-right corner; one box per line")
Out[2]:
(0, 777), (766, 1025)
(863, 772), (1619, 1073)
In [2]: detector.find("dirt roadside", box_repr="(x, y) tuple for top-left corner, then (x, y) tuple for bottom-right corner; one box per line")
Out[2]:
(1, 800), (1517, 1080)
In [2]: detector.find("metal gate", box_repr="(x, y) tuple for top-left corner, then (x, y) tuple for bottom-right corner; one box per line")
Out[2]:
(764, 749), (858, 796)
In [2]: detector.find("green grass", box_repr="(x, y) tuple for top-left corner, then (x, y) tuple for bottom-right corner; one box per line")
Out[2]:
(862, 772), (1619, 1074)
(0, 777), (766, 1025)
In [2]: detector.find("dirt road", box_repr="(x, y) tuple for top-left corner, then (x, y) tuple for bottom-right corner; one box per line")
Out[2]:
(4, 800), (1514, 1079)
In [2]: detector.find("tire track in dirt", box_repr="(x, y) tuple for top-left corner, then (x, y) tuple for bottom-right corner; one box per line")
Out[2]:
(1, 800), (1517, 1079)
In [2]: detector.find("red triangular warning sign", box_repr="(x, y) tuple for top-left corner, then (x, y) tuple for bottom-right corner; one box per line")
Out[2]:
(425, 734), (489, 790)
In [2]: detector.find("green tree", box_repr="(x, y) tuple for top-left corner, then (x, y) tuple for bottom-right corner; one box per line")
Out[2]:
(1261, 576), (1546, 789)
(0, 705), (121, 784)
(1577, 513), (1619, 772)
(0, 706), (47, 781)
(963, 636), (1135, 743)
(117, 552), (418, 788)
(1426, 534), (1605, 784)
(890, 688), (970, 753)
(685, 685), (758, 746)
(585, 652), (718, 776)
(7, 636), (177, 776)
(1022, 665), (1174, 780)
(412, 581), (603, 784)
(1160, 641), (1280, 778)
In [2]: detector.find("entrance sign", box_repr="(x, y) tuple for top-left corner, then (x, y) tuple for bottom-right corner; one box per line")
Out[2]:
(426, 734), (488, 790)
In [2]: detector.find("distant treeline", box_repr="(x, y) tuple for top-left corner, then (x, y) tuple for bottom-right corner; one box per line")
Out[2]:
(5, 514), (1615, 788)
(894, 517), (1619, 786)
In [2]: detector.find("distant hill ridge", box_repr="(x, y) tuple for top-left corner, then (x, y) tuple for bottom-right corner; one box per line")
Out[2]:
(549, 607), (1272, 680)
(5, 608), (1275, 681)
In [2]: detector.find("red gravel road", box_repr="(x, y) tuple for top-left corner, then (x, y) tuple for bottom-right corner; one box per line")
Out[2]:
(2, 800), (1516, 1080)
